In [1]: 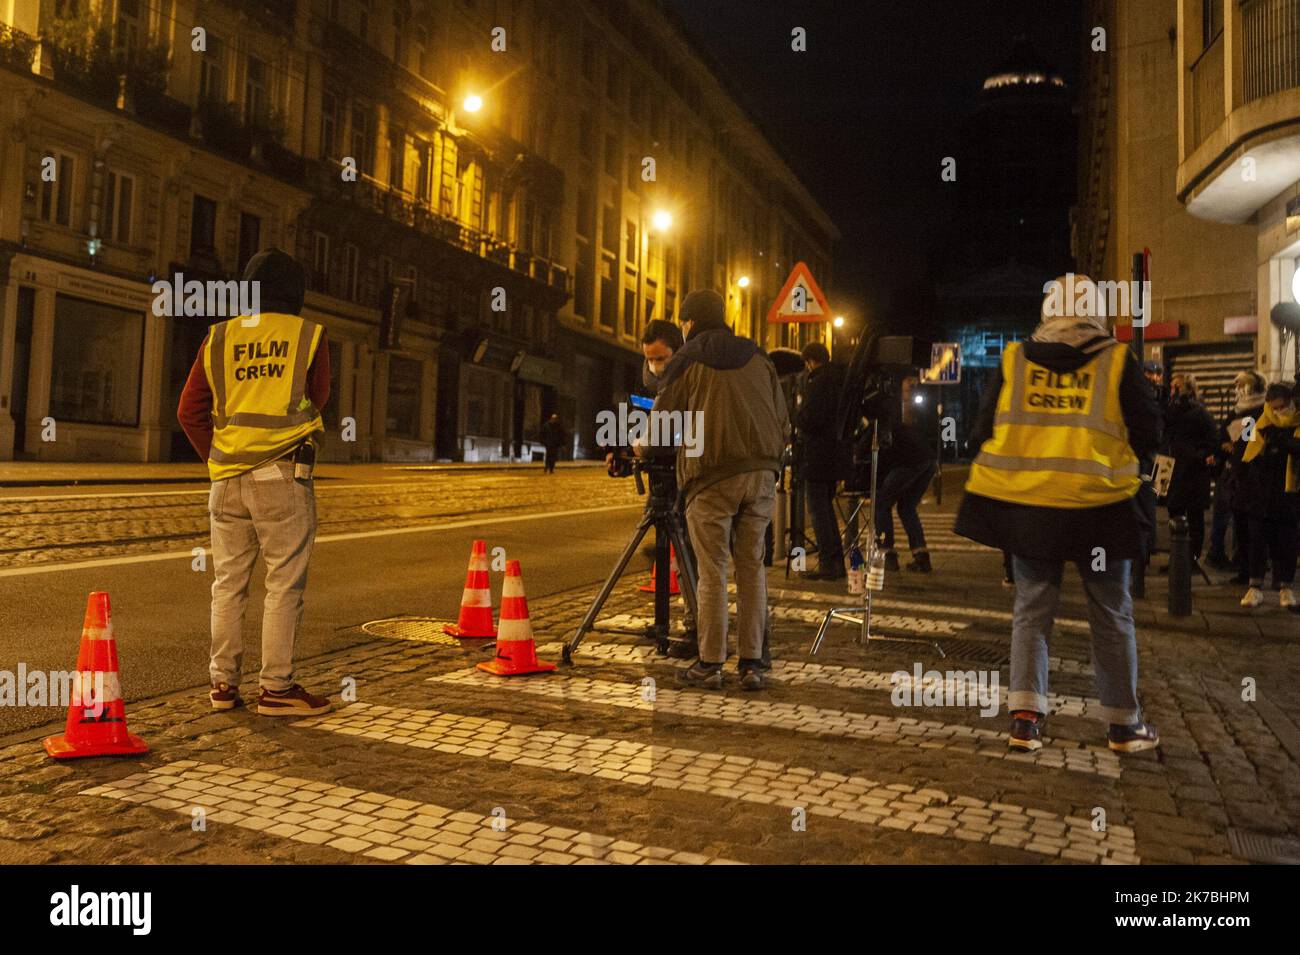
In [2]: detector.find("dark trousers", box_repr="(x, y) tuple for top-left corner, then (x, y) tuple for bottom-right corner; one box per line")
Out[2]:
(1248, 511), (1298, 588)
(543, 447), (559, 473)
(1232, 509), (1252, 577)
(1167, 504), (1206, 560)
(806, 480), (843, 570)
(875, 462), (935, 552)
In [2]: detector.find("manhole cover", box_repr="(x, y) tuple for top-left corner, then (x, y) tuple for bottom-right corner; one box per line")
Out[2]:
(361, 617), (466, 646)
(1227, 828), (1300, 864)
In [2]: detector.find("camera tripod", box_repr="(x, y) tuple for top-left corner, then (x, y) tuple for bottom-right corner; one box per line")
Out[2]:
(562, 464), (699, 664)
(810, 418), (945, 658)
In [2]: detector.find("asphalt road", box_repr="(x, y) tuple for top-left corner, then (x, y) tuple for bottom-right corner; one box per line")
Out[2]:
(0, 490), (644, 736)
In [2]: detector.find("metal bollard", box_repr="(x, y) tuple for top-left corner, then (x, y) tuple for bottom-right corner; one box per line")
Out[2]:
(1168, 515), (1192, 616)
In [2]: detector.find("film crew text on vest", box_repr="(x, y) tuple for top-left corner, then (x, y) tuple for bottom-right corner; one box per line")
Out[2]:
(151, 273), (261, 318)
(594, 403), (704, 458)
(0, 666), (104, 714)
(231, 339), (290, 381)
(49, 885), (151, 936)
(1026, 367), (1093, 410)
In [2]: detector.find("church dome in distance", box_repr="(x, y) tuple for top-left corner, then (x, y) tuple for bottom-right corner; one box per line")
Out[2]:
(982, 34), (1067, 93)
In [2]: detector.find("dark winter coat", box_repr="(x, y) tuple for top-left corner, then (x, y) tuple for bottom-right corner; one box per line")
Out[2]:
(653, 326), (790, 502)
(1237, 423), (1300, 519)
(1221, 399), (1266, 507)
(796, 362), (851, 484)
(1160, 395), (1217, 511)
(954, 339), (1162, 562)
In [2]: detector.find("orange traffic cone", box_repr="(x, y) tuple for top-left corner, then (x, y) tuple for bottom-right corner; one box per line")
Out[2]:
(444, 539), (497, 638)
(44, 592), (148, 759)
(639, 544), (681, 594)
(478, 560), (555, 676)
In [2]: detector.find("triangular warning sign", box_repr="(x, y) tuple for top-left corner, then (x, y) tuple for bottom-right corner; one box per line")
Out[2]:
(768, 262), (831, 324)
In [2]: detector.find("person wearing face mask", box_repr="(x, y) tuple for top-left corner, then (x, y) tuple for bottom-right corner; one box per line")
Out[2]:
(1159, 373), (1218, 572)
(1238, 382), (1300, 608)
(1212, 372), (1268, 578)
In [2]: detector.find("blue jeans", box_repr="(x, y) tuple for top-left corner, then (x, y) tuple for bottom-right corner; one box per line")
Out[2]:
(874, 462), (934, 552)
(1008, 556), (1143, 726)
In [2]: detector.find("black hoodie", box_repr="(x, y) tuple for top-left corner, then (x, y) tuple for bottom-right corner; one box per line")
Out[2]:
(242, 248), (306, 316)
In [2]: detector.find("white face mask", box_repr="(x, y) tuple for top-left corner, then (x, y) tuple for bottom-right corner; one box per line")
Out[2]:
(647, 359), (668, 377)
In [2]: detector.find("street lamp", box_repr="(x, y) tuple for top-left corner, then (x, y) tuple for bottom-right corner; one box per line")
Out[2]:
(737, 275), (750, 288)
(833, 315), (845, 328)
(652, 209), (672, 232)
(462, 93), (483, 113)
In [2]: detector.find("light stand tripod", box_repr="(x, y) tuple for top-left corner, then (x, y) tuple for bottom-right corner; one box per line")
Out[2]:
(810, 418), (946, 658)
(562, 460), (698, 664)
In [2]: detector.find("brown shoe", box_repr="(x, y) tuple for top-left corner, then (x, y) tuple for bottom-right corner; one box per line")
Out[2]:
(210, 682), (242, 711)
(257, 684), (332, 717)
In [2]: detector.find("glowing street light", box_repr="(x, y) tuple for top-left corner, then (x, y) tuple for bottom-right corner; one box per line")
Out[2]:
(737, 275), (750, 288)
(833, 315), (845, 328)
(651, 209), (672, 232)
(462, 94), (483, 113)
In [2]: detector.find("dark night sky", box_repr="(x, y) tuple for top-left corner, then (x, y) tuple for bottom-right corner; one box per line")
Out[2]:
(664, 0), (1083, 326)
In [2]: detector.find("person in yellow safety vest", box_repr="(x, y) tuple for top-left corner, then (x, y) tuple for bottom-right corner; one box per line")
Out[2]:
(955, 274), (1163, 756)
(177, 249), (333, 718)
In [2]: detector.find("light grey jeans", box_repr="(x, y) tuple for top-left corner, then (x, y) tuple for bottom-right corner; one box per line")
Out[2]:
(208, 459), (317, 691)
(686, 470), (776, 664)
(1008, 555), (1143, 726)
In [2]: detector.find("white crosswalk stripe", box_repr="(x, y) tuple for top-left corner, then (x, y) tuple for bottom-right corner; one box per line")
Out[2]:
(537, 641), (1100, 718)
(293, 702), (1138, 862)
(427, 668), (1122, 777)
(764, 586), (1092, 633)
(80, 761), (738, 864)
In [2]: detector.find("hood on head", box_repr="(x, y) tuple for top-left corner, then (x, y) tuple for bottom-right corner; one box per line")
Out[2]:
(242, 248), (306, 316)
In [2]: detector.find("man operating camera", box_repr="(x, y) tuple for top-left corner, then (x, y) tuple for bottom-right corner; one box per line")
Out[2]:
(651, 290), (790, 690)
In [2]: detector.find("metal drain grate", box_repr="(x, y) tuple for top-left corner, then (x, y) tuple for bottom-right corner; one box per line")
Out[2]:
(930, 638), (1010, 665)
(1227, 828), (1300, 864)
(361, 617), (464, 646)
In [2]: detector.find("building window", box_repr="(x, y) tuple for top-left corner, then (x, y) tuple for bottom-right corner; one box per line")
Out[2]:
(342, 243), (360, 300)
(312, 232), (330, 292)
(625, 219), (638, 265)
(49, 294), (143, 427)
(599, 275), (616, 330)
(237, 212), (261, 276)
(244, 56), (268, 126)
(351, 104), (375, 175)
(622, 287), (635, 337)
(603, 133), (619, 178)
(114, 0), (142, 51)
(320, 90), (341, 158)
(386, 356), (422, 440)
(199, 35), (225, 102)
(574, 245), (593, 319)
(578, 112), (594, 159)
(388, 125), (405, 191)
(103, 170), (134, 245)
(601, 203), (617, 252)
(190, 194), (218, 258)
(576, 189), (594, 240)
(415, 139), (432, 202)
(393, 7), (406, 67)
(1203, 0), (1224, 46)
(39, 151), (76, 228)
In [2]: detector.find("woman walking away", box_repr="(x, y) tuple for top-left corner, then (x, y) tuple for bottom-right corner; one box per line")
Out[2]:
(1238, 383), (1300, 609)
(956, 275), (1163, 755)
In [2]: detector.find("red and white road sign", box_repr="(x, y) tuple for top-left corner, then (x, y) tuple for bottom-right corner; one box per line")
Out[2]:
(767, 262), (831, 324)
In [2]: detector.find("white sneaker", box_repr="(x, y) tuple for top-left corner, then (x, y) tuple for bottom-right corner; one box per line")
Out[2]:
(1280, 588), (1297, 609)
(1240, 587), (1264, 608)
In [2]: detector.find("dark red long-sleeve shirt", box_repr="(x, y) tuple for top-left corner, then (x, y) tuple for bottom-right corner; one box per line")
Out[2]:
(177, 329), (331, 462)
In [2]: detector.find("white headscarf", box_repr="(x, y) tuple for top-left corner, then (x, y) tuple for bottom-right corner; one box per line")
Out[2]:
(1031, 274), (1113, 354)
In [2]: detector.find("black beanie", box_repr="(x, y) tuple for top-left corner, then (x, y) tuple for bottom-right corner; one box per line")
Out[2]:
(680, 289), (727, 339)
(242, 247), (306, 316)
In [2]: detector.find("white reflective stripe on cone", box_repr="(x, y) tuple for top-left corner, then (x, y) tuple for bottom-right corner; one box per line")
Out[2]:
(461, 589), (492, 607)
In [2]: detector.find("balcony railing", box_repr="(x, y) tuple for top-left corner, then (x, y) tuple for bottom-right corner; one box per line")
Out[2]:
(1243, 0), (1300, 103)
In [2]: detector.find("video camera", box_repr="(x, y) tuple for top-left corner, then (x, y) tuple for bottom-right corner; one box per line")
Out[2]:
(836, 333), (931, 493)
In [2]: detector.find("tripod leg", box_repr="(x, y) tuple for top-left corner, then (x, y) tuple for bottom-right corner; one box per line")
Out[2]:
(563, 514), (653, 663)
(669, 521), (699, 623)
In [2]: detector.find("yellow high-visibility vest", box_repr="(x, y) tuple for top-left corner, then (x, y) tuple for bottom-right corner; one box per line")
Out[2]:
(965, 340), (1140, 508)
(201, 312), (324, 481)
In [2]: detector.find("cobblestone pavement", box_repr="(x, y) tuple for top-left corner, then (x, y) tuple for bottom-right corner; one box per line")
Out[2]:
(0, 468), (632, 568)
(1, 506), (1296, 864)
